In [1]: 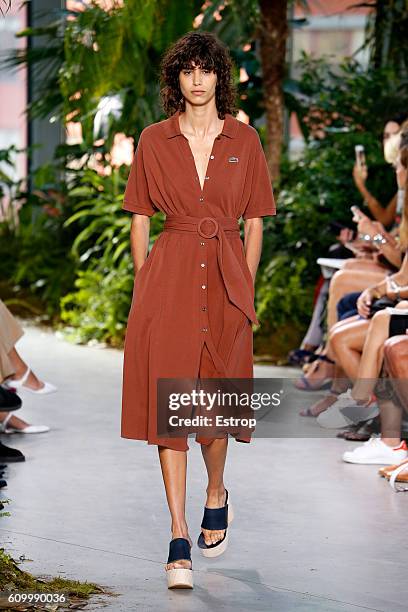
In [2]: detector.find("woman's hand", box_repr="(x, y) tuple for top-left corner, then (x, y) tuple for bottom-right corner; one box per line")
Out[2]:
(353, 163), (368, 187)
(357, 288), (375, 318)
(356, 215), (376, 238)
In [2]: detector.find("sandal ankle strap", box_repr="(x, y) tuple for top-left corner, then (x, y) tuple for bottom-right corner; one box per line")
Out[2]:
(10, 367), (31, 387)
(0, 413), (13, 432)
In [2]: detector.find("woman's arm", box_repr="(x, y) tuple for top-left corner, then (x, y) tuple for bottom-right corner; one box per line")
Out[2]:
(376, 235), (403, 269)
(390, 251), (408, 284)
(130, 213), (150, 274)
(353, 164), (397, 226)
(243, 218), (263, 283)
(356, 252), (407, 317)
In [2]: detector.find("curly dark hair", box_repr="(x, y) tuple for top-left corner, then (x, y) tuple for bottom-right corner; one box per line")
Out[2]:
(159, 31), (238, 119)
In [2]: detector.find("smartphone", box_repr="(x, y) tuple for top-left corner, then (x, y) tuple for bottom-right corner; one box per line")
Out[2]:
(355, 145), (366, 168)
(328, 221), (357, 239)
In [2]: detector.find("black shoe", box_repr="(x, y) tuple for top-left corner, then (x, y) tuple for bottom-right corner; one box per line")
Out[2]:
(0, 385), (22, 411)
(0, 479), (7, 488)
(0, 441), (25, 462)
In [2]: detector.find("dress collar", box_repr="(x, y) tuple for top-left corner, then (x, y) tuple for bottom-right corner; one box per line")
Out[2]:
(164, 109), (238, 139)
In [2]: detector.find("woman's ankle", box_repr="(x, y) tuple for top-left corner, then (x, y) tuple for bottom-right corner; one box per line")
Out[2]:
(0, 414), (28, 429)
(171, 522), (189, 540)
(382, 438), (402, 448)
(205, 485), (226, 505)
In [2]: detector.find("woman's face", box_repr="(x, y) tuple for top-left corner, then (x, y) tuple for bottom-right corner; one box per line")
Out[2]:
(179, 61), (217, 108)
(396, 156), (407, 189)
(383, 121), (400, 142)
(383, 121), (401, 155)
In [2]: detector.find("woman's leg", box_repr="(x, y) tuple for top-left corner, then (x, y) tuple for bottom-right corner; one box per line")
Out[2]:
(330, 318), (371, 380)
(298, 316), (360, 389)
(7, 348), (46, 391)
(327, 269), (386, 330)
(300, 339), (350, 417)
(158, 447), (191, 571)
(351, 310), (391, 402)
(0, 412), (30, 429)
(341, 259), (388, 272)
(378, 399), (403, 447)
(380, 336), (408, 445)
(200, 437), (228, 546)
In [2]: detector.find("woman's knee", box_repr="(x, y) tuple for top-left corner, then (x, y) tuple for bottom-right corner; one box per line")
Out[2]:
(370, 309), (390, 328)
(330, 270), (349, 291)
(329, 325), (347, 348)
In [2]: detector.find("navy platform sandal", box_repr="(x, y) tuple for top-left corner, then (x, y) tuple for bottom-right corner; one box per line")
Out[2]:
(166, 538), (193, 589)
(197, 489), (234, 558)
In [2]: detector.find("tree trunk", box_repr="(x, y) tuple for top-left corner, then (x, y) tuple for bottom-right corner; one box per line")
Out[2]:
(258, 0), (288, 182)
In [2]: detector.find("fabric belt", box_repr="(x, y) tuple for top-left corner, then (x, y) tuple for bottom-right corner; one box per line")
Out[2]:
(163, 215), (259, 326)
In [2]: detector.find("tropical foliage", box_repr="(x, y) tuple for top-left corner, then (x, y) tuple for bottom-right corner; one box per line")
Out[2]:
(1, 0), (407, 358)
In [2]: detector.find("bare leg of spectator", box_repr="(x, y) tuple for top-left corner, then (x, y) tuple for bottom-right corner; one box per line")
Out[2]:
(6, 348), (46, 391)
(298, 316), (360, 389)
(0, 413), (31, 429)
(330, 317), (371, 380)
(379, 399), (403, 445)
(341, 258), (390, 272)
(351, 310), (391, 402)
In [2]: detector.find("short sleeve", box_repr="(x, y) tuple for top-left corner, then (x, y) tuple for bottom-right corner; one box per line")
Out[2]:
(122, 132), (158, 216)
(242, 133), (277, 220)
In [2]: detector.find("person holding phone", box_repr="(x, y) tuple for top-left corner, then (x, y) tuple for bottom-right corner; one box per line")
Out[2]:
(296, 121), (408, 392)
(352, 114), (407, 227)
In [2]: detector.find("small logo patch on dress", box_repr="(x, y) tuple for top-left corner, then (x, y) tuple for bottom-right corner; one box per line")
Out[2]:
(228, 156), (239, 163)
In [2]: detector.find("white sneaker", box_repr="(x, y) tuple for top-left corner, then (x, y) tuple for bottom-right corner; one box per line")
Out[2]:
(343, 437), (408, 465)
(316, 390), (379, 429)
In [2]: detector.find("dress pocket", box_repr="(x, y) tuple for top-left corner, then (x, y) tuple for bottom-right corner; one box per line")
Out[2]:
(133, 236), (163, 298)
(135, 236), (162, 279)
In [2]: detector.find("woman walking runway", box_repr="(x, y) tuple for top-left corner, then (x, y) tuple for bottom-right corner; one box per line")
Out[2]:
(121, 30), (276, 589)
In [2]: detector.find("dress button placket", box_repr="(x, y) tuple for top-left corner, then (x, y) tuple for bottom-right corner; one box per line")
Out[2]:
(198, 138), (219, 332)
(200, 242), (208, 333)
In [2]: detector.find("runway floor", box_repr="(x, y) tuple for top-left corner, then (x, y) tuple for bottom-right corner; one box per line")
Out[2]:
(1, 324), (406, 612)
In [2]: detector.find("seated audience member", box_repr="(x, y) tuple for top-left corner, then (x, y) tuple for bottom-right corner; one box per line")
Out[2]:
(291, 115), (407, 369)
(296, 121), (408, 391)
(0, 384), (25, 462)
(342, 334), (408, 466)
(352, 113), (407, 227)
(301, 125), (408, 419)
(376, 337), (408, 482)
(0, 299), (53, 434)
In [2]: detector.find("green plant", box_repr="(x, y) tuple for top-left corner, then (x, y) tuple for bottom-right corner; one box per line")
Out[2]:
(0, 547), (109, 608)
(60, 254), (134, 346)
(254, 57), (400, 345)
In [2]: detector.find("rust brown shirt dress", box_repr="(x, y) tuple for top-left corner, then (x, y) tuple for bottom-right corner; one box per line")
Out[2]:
(121, 109), (276, 451)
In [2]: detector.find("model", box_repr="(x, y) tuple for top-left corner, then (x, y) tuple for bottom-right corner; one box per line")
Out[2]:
(121, 30), (276, 589)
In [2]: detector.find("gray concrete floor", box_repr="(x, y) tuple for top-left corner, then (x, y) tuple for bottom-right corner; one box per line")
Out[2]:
(0, 324), (407, 612)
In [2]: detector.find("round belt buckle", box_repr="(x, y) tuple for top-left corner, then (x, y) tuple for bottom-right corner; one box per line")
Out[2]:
(197, 217), (219, 238)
